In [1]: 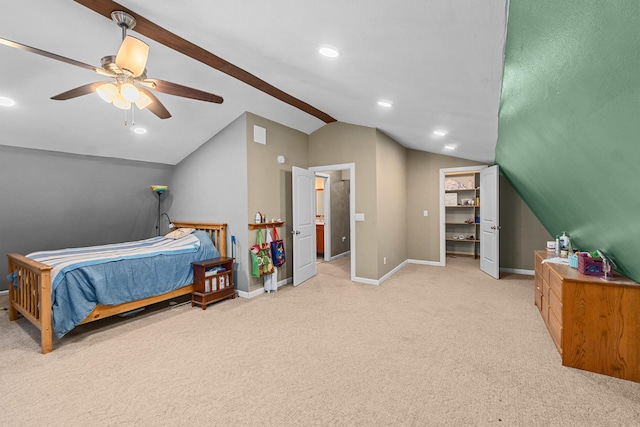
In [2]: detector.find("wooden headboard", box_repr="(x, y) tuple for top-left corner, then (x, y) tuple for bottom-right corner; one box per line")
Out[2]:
(172, 222), (227, 257)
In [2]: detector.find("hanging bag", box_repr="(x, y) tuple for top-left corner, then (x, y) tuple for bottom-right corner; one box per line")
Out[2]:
(250, 229), (274, 277)
(270, 226), (286, 267)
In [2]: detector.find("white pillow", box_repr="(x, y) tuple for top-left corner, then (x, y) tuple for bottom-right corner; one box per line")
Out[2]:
(165, 228), (196, 240)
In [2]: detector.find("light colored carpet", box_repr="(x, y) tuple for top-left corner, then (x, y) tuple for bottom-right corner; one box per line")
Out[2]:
(1, 256), (639, 426)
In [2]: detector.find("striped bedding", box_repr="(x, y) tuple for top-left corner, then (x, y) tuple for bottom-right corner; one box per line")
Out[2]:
(28, 233), (203, 293)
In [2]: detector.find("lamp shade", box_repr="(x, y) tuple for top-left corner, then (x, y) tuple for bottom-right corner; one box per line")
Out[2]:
(151, 185), (168, 194)
(120, 82), (140, 102)
(112, 93), (131, 110)
(96, 83), (118, 103)
(116, 36), (149, 77)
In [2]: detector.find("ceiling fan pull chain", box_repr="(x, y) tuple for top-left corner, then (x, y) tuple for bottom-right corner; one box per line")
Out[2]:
(131, 103), (135, 126)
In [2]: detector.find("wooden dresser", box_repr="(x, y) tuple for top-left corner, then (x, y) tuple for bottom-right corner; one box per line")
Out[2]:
(534, 250), (640, 382)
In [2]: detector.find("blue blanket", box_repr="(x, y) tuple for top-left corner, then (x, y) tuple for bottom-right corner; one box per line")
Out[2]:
(13, 231), (219, 337)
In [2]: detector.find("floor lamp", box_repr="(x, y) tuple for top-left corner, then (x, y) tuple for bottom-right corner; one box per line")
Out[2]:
(151, 185), (168, 236)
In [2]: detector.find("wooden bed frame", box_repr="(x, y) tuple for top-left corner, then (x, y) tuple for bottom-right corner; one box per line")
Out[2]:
(7, 222), (228, 354)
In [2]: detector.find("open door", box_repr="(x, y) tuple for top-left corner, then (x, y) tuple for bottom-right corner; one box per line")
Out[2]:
(292, 166), (317, 286)
(480, 165), (500, 278)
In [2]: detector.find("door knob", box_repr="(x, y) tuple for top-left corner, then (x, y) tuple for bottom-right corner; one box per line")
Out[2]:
(291, 230), (301, 235)
(490, 226), (501, 230)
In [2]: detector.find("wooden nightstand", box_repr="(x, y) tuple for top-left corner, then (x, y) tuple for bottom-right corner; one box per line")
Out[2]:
(191, 257), (235, 310)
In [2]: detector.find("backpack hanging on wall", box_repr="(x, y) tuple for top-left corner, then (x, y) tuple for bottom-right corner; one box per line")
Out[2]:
(249, 229), (274, 277)
(270, 226), (285, 268)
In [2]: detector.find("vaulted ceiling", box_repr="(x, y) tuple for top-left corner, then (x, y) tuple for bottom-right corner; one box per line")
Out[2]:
(0, 0), (508, 165)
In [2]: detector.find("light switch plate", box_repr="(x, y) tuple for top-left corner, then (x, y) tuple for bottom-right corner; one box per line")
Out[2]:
(355, 213), (365, 221)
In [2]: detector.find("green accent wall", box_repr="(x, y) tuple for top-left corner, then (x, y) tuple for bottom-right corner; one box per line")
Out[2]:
(496, 0), (640, 281)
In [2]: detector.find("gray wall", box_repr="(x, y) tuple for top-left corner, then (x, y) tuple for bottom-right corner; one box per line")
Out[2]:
(1, 145), (173, 291)
(169, 114), (250, 291)
(328, 171), (350, 257)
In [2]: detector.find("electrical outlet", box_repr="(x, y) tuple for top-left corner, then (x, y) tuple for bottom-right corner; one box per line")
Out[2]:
(423, 210), (429, 217)
(342, 236), (346, 242)
(383, 257), (387, 265)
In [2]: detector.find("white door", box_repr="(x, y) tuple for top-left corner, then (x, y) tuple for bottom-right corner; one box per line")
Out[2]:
(480, 165), (500, 279)
(292, 166), (317, 286)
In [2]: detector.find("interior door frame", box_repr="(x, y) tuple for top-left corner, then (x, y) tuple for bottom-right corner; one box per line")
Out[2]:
(439, 165), (488, 266)
(309, 163), (355, 281)
(315, 172), (331, 262)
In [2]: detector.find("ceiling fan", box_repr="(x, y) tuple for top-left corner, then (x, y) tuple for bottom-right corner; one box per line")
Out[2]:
(0, 11), (223, 122)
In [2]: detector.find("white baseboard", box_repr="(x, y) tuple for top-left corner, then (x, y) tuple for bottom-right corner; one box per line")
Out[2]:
(408, 259), (443, 267)
(330, 251), (350, 261)
(236, 276), (293, 299)
(352, 276), (379, 285)
(353, 260), (408, 286)
(0, 290), (8, 296)
(500, 268), (534, 276)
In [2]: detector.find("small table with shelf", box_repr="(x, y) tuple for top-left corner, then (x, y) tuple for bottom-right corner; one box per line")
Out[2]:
(191, 257), (235, 310)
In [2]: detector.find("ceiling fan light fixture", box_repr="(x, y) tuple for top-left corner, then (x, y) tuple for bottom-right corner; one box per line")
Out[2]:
(120, 82), (140, 102)
(96, 83), (118, 103)
(135, 91), (153, 109)
(116, 36), (149, 78)
(113, 93), (131, 110)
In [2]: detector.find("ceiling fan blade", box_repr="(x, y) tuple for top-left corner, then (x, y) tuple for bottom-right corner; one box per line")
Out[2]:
(74, 0), (336, 123)
(144, 79), (223, 104)
(0, 37), (103, 74)
(137, 87), (171, 119)
(51, 82), (109, 100)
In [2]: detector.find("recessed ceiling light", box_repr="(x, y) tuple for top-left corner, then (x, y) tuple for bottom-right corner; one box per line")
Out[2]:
(433, 130), (447, 136)
(319, 45), (340, 58)
(377, 100), (393, 108)
(133, 127), (147, 135)
(444, 145), (456, 150)
(0, 96), (16, 107)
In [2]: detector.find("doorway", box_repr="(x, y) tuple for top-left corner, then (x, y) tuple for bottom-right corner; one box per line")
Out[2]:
(439, 165), (500, 279)
(309, 163), (355, 282)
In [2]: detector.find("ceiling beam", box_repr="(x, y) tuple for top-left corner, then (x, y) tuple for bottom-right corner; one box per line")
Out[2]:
(74, 0), (337, 124)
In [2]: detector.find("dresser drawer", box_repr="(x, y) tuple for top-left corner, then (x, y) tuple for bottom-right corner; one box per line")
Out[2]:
(543, 278), (550, 301)
(534, 274), (542, 307)
(542, 262), (551, 286)
(548, 309), (562, 354)
(535, 285), (542, 311)
(549, 270), (563, 301)
(549, 286), (563, 323)
(541, 295), (549, 324)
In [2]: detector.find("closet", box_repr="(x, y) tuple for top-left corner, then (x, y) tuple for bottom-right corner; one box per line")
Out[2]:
(444, 171), (481, 258)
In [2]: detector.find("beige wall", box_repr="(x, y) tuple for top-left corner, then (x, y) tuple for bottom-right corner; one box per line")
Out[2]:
(246, 112), (308, 291)
(499, 175), (552, 270)
(406, 150), (482, 262)
(308, 122), (379, 280)
(375, 130), (408, 277)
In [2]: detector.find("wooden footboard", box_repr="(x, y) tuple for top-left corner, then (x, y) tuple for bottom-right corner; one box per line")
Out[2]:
(7, 253), (54, 353)
(7, 222), (228, 354)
